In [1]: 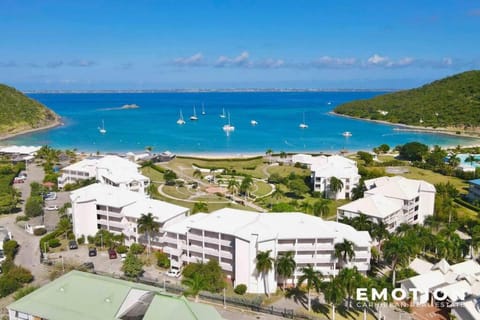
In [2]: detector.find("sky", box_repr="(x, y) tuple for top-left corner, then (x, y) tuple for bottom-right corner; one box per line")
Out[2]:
(1, 0), (480, 90)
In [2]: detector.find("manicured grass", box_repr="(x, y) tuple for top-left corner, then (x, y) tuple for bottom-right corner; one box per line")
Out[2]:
(267, 164), (310, 177)
(141, 166), (165, 183)
(251, 180), (273, 198)
(162, 186), (194, 199)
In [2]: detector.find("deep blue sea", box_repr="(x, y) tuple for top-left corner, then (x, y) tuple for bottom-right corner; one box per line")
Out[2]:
(3, 92), (478, 154)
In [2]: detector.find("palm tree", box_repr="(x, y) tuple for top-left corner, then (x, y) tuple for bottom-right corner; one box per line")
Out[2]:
(312, 199), (330, 217)
(265, 149), (273, 164)
(322, 277), (346, 320)
(227, 178), (239, 195)
(334, 239), (355, 267)
(382, 236), (413, 286)
(337, 266), (362, 309)
(297, 264), (322, 311)
(351, 214), (371, 231)
(145, 146), (153, 153)
(182, 273), (206, 302)
(209, 168), (217, 184)
(299, 201), (312, 214)
(279, 151), (287, 159)
(448, 154), (460, 168)
(328, 177), (344, 199)
(192, 201), (208, 214)
(137, 213), (160, 255)
(255, 250), (274, 296)
(240, 176), (254, 199)
(371, 221), (389, 244)
(276, 251), (296, 290)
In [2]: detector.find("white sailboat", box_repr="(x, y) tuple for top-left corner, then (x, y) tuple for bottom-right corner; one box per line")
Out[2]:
(219, 108), (226, 118)
(98, 120), (107, 134)
(190, 106), (198, 121)
(177, 110), (186, 125)
(342, 131), (352, 137)
(299, 112), (308, 129)
(222, 112), (235, 132)
(201, 103), (206, 115)
(250, 120), (258, 126)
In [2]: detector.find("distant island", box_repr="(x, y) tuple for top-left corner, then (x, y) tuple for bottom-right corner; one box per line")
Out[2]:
(0, 84), (60, 140)
(333, 70), (480, 135)
(100, 104), (140, 111)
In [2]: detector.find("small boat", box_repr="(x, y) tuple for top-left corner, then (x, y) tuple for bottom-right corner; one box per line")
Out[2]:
(98, 120), (107, 134)
(342, 131), (352, 137)
(220, 108), (226, 118)
(327, 101), (332, 105)
(201, 103), (206, 115)
(223, 113), (235, 132)
(190, 106), (198, 121)
(250, 120), (258, 126)
(177, 110), (186, 125)
(299, 112), (308, 129)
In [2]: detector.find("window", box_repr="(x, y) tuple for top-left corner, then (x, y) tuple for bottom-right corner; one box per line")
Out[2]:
(16, 311), (29, 319)
(413, 214), (418, 221)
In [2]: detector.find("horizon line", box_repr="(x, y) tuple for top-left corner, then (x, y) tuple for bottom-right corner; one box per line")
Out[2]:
(23, 88), (399, 94)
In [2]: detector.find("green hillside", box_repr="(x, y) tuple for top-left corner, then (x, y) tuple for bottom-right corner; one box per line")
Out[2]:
(0, 84), (59, 136)
(334, 70), (480, 129)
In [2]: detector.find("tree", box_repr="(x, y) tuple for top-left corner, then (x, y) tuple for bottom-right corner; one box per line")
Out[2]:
(279, 151), (287, 159)
(288, 179), (310, 198)
(328, 177), (344, 199)
(255, 250), (274, 296)
(465, 154), (476, 166)
(25, 197), (43, 217)
(377, 144), (390, 153)
(337, 266), (362, 309)
(383, 236), (413, 286)
(322, 277), (346, 320)
(192, 201), (208, 214)
(334, 239), (355, 269)
(426, 145), (448, 168)
(357, 151), (374, 165)
(276, 251), (296, 290)
(193, 169), (202, 179)
(299, 201), (312, 214)
(448, 154), (460, 168)
(265, 149), (273, 164)
(56, 217), (72, 239)
(227, 178), (239, 195)
(240, 176), (254, 199)
(297, 264), (322, 311)
(121, 252), (144, 278)
(163, 170), (177, 185)
(182, 260), (226, 293)
(312, 199), (330, 217)
(137, 213), (160, 255)
(399, 142), (428, 161)
(182, 273), (206, 302)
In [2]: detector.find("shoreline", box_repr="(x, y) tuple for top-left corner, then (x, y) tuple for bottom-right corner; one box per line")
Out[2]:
(0, 118), (63, 142)
(330, 111), (480, 140)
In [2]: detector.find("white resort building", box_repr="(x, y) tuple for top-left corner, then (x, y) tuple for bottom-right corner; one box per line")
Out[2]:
(291, 154), (360, 200)
(58, 155), (150, 194)
(162, 208), (371, 294)
(70, 183), (188, 246)
(337, 176), (436, 232)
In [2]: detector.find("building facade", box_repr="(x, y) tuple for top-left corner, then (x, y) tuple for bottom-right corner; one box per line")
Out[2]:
(162, 208), (371, 294)
(58, 155), (150, 194)
(337, 176), (436, 231)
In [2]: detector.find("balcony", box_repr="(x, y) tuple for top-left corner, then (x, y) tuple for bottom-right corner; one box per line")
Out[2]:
(220, 262), (233, 272)
(97, 219), (125, 229)
(96, 210), (123, 219)
(220, 250), (233, 260)
(188, 233), (203, 242)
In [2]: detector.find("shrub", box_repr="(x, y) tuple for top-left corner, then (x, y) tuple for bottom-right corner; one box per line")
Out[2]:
(7, 266), (34, 284)
(3, 240), (18, 259)
(116, 245), (128, 254)
(155, 251), (170, 268)
(48, 238), (61, 248)
(129, 243), (145, 255)
(15, 215), (29, 222)
(13, 286), (38, 300)
(234, 284), (247, 295)
(25, 196), (43, 217)
(87, 235), (95, 244)
(0, 276), (21, 297)
(33, 227), (47, 236)
(77, 235), (85, 245)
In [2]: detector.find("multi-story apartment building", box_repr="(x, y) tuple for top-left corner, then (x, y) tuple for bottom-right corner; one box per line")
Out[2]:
(70, 183), (188, 246)
(162, 208), (371, 294)
(291, 154), (360, 199)
(337, 176), (436, 232)
(58, 155), (150, 194)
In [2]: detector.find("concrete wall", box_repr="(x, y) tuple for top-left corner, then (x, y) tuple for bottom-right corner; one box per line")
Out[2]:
(72, 200), (98, 240)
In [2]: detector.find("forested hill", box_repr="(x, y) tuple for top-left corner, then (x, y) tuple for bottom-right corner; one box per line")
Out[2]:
(334, 70), (480, 129)
(0, 84), (59, 136)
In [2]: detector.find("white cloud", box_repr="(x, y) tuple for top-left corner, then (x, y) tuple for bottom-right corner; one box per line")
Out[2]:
(367, 54), (390, 65)
(256, 58), (285, 68)
(173, 52), (205, 66)
(215, 51), (251, 67)
(312, 56), (357, 68)
(68, 59), (97, 67)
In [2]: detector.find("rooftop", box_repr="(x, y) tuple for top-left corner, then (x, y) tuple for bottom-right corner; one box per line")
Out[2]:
(338, 193), (403, 219)
(364, 176), (436, 200)
(8, 271), (224, 320)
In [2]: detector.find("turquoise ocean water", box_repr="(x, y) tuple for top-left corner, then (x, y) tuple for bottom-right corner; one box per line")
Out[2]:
(3, 92), (478, 154)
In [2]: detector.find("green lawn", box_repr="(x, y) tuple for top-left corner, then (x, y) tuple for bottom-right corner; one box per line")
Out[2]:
(141, 166), (165, 183)
(267, 165), (310, 177)
(251, 180), (273, 198)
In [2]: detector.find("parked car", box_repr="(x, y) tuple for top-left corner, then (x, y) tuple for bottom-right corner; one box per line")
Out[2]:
(120, 253), (127, 261)
(108, 248), (117, 259)
(69, 240), (78, 250)
(44, 192), (57, 201)
(45, 205), (59, 211)
(166, 267), (181, 278)
(88, 247), (97, 257)
(13, 177), (25, 183)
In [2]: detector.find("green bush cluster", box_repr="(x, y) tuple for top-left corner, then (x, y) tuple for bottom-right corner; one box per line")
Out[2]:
(129, 243), (145, 255)
(234, 284), (247, 295)
(0, 163), (24, 214)
(155, 251), (170, 268)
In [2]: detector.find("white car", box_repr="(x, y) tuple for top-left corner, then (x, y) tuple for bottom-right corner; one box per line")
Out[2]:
(45, 205), (59, 211)
(120, 253), (127, 261)
(166, 268), (181, 278)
